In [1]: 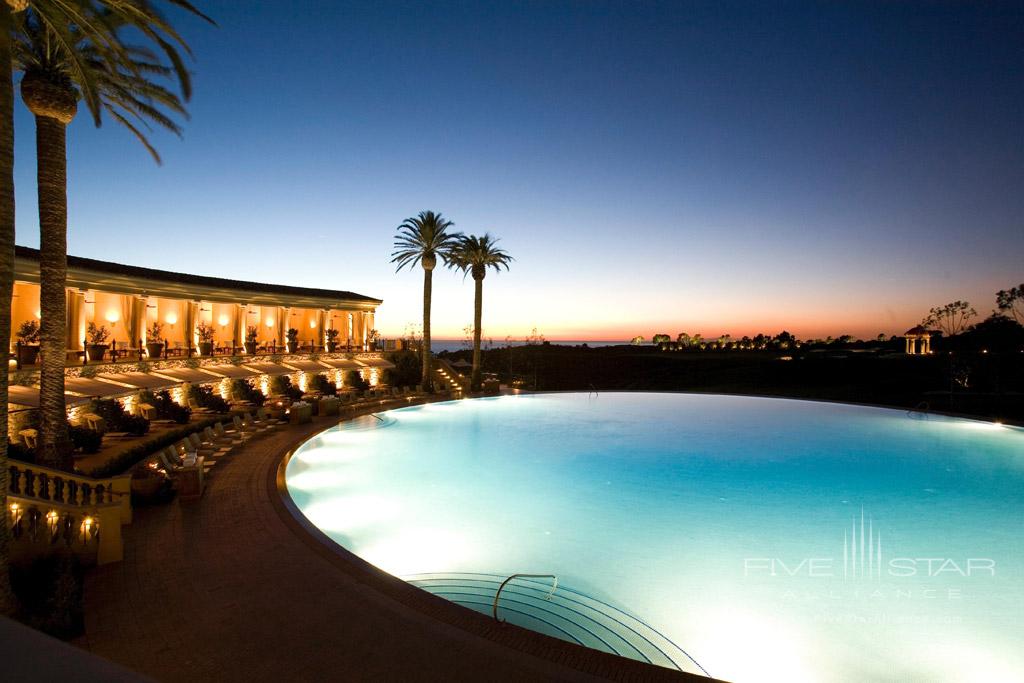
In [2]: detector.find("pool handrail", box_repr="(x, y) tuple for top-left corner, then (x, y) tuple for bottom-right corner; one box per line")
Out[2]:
(493, 573), (558, 622)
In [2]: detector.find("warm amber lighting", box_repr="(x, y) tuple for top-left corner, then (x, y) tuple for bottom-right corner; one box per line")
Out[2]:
(165, 312), (178, 325)
(218, 314), (230, 327)
(309, 319), (317, 328)
(34, 309), (41, 318)
(46, 509), (59, 534)
(265, 317), (275, 327)
(105, 310), (120, 323)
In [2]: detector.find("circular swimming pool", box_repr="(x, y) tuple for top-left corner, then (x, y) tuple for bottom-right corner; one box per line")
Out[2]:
(284, 393), (1024, 682)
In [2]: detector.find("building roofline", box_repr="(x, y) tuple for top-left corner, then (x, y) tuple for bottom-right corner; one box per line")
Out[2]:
(14, 245), (383, 308)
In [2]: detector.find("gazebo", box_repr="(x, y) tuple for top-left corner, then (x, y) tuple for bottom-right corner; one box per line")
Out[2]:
(903, 325), (934, 355)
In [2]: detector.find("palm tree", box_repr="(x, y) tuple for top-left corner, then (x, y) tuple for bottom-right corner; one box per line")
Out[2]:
(0, 0), (23, 618)
(450, 234), (512, 391)
(14, 1), (207, 470)
(391, 211), (461, 390)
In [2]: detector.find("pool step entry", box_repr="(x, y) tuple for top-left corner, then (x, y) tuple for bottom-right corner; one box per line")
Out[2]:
(405, 572), (709, 676)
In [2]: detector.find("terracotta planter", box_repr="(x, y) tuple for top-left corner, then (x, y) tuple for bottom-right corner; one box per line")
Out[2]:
(86, 344), (108, 362)
(145, 342), (165, 359)
(244, 341), (258, 355)
(16, 344), (40, 366)
(198, 342), (215, 357)
(286, 341), (299, 353)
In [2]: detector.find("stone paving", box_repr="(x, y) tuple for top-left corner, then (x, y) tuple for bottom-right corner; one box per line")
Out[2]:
(74, 404), (709, 682)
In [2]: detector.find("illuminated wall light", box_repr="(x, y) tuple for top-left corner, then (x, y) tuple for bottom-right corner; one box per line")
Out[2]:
(218, 314), (230, 327)
(165, 312), (178, 325)
(80, 515), (98, 543)
(309, 319), (317, 328)
(266, 317), (275, 328)
(46, 509), (59, 535)
(105, 310), (120, 324)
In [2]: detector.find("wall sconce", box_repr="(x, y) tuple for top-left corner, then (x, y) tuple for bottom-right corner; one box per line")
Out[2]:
(165, 312), (178, 327)
(9, 502), (22, 524)
(218, 314), (230, 327)
(79, 515), (99, 544)
(46, 509), (59, 536)
(105, 310), (120, 326)
(309, 320), (317, 329)
(265, 317), (275, 328)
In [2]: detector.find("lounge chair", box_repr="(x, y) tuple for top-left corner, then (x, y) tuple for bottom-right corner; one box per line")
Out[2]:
(188, 432), (233, 459)
(233, 414), (270, 436)
(214, 420), (249, 443)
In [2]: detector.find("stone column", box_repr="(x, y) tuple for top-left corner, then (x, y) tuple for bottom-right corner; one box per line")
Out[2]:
(65, 289), (84, 353)
(905, 336), (913, 354)
(131, 296), (145, 349)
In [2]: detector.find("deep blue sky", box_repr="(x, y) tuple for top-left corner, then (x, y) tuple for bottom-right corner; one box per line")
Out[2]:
(12, 1), (1024, 339)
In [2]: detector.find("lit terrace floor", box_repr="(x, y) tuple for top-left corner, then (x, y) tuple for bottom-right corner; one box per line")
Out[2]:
(75, 405), (711, 682)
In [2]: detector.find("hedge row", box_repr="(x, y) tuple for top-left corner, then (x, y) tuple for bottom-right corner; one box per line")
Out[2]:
(86, 416), (224, 478)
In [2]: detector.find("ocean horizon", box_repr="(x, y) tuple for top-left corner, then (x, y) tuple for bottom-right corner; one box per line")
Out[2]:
(427, 339), (627, 353)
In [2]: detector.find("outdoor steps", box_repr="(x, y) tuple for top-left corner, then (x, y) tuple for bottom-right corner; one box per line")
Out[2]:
(406, 572), (706, 675)
(432, 358), (471, 393)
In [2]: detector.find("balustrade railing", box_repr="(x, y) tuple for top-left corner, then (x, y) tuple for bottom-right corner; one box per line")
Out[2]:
(7, 462), (131, 524)
(5, 463), (131, 565)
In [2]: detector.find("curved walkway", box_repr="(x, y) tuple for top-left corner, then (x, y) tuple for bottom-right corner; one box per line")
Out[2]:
(75, 404), (712, 682)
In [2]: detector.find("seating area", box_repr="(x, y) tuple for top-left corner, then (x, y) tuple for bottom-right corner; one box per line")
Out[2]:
(138, 385), (438, 501)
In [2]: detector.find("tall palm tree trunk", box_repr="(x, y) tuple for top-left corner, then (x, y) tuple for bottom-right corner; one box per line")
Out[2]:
(422, 266), (432, 389)
(35, 116), (71, 470)
(471, 274), (483, 391)
(0, 2), (19, 617)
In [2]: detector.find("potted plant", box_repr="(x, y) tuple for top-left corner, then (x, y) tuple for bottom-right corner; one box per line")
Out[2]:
(86, 322), (111, 362)
(367, 328), (381, 350)
(15, 319), (40, 365)
(325, 327), (340, 353)
(285, 327), (299, 353)
(197, 321), (216, 356)
(244, 325), (259, 355)
(146, 322), (165, 359)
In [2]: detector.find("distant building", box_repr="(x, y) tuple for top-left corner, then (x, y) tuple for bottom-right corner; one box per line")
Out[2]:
(902, 325), (935, 355)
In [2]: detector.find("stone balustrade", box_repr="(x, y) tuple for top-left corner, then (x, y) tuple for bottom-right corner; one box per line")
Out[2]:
(6, 463), (131, 565)
(7, 462), (131, 524)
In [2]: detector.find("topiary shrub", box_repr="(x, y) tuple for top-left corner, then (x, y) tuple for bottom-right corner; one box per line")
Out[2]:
(268, 375), (303, 401)
(385, 350), (420, 387)
(88, 398), (150, 435)
(186, 384), (230, 413)
(305, 373), (337, 396)
(229, 378), (266, 406)
(68, 424), (102, 454)
(345, 370), (370, 392)
(151, 390), (192, 424)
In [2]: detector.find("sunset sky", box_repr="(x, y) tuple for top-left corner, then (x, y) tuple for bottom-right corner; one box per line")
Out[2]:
(11, 1), (1023, 341)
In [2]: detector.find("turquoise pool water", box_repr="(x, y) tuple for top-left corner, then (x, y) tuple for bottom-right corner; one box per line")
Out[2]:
(284, 393), (1024, 682)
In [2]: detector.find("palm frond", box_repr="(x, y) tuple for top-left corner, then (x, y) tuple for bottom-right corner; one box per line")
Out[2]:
(390, 211), (462, 272)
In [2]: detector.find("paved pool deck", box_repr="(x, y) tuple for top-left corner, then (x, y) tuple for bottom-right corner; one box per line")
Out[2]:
(74, 400), (715, 682)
